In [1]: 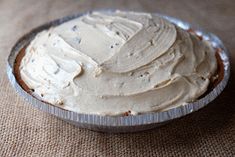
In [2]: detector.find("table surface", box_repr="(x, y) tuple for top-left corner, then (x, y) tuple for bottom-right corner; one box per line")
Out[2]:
(0, 0), (234, 156)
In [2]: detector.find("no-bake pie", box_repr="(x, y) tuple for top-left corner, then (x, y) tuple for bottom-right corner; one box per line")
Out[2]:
(14, 11), (222, 116)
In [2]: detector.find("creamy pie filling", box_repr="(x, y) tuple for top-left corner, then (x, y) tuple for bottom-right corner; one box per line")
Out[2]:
(19, 11), (217, 115)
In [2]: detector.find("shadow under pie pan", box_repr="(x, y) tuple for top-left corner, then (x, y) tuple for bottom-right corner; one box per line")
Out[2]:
(7, 11), (230, 133)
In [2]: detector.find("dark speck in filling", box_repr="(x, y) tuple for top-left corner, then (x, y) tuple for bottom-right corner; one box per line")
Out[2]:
(139, 72), (149, 78)
(75, 37), (81, 44)
(72, 25), (78, 31)
(149, 40), (154, 46)
(200, 76), (206, 81)
(124, 34), (129, 39)
(116, 31), (120, 35)
(119, 82), (125, 88)
(54, 69), (59, 75)
(110, 45), (114, 48)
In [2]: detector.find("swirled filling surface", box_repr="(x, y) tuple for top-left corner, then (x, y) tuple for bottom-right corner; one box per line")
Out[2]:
(20, 11), (217, 115)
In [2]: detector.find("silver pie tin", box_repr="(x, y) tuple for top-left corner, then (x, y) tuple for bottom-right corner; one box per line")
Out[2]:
(7, 11), (230, 133)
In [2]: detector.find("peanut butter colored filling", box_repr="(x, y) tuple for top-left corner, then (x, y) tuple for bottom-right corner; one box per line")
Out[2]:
(19, 11), (217, 115)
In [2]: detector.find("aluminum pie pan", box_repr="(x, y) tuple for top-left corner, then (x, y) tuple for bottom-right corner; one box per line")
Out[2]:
(7, 11), (230, 133)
